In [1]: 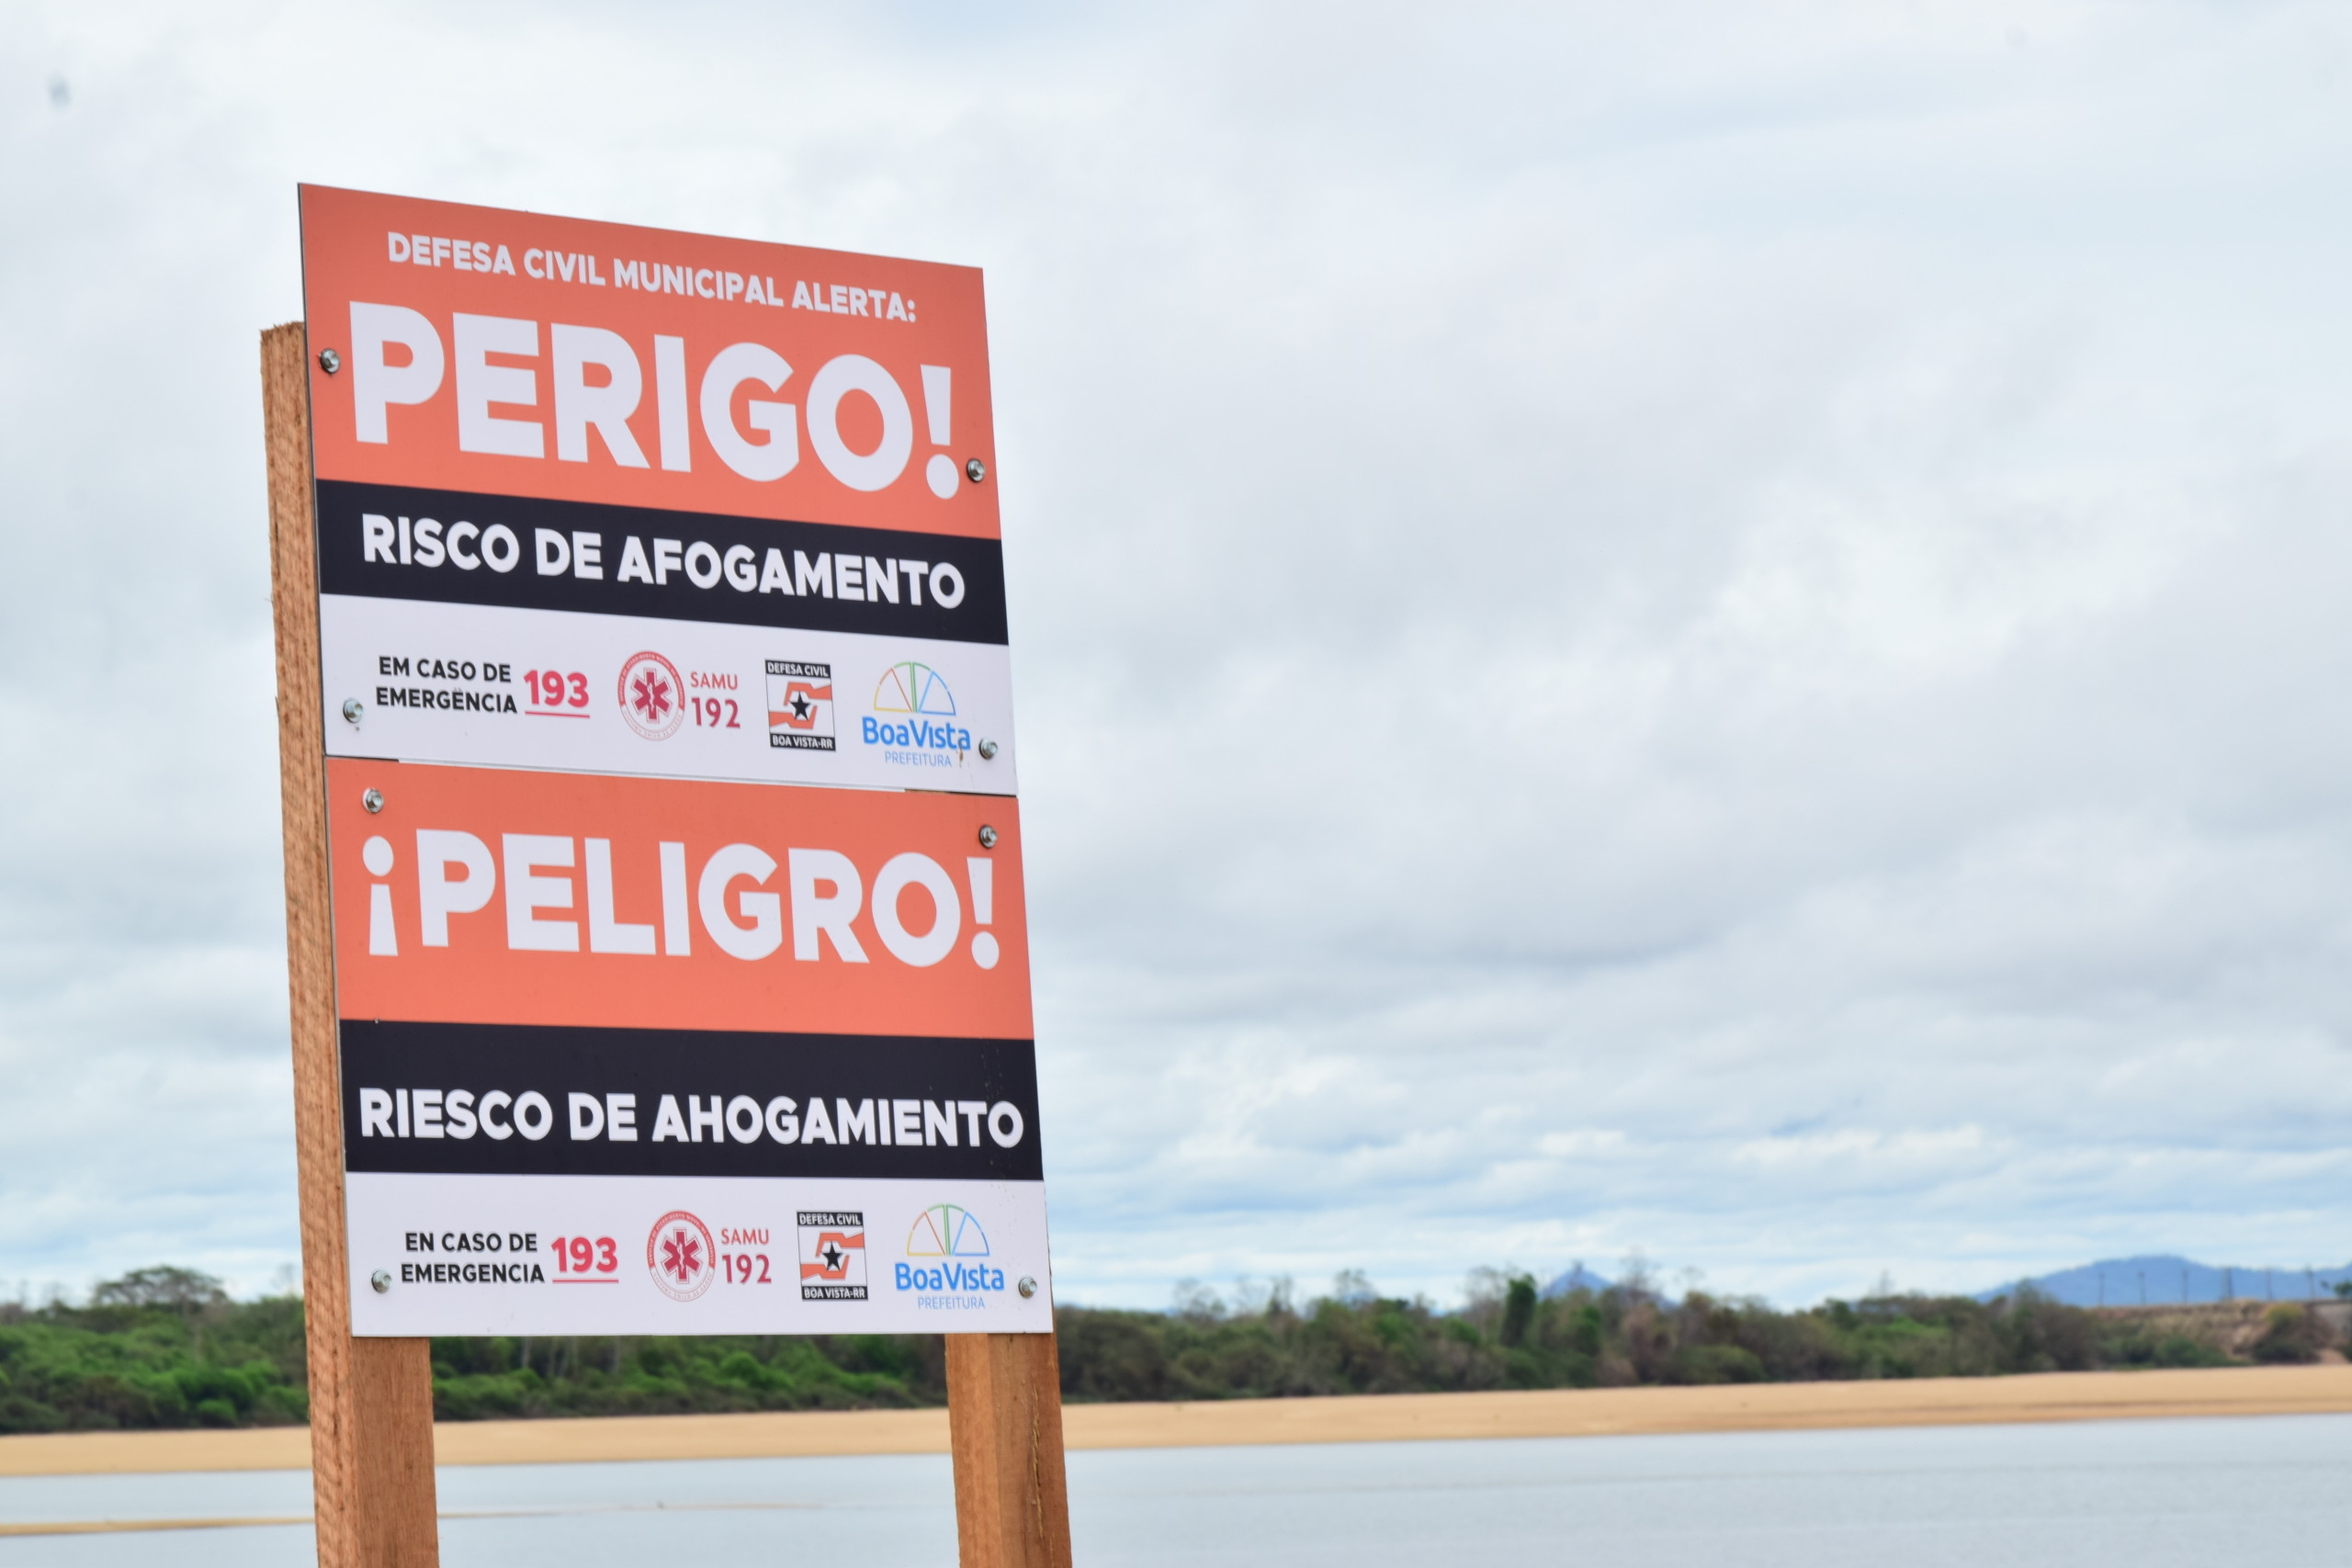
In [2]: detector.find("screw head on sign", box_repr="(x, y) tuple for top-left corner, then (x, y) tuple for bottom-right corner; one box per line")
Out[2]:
(965, 457), (987, 484)
(342, 698), (364, 726)
(370, 1270), (390, 1293)
(978, 739), (999, 760)
(362, 788), (385, 814)
(1018, 1276), (1038, 1299)
(978, 825), (998, 850)
(319, 348), (341, 375)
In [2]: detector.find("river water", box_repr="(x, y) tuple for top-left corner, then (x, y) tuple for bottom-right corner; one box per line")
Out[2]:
(0, 1414), (2344, 1565)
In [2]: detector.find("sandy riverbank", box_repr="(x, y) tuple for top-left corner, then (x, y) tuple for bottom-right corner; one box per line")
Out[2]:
(2, 1363), (2347, 1477)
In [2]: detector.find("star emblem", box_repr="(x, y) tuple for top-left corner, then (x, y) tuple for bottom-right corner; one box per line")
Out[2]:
(631, 669), (673, 721)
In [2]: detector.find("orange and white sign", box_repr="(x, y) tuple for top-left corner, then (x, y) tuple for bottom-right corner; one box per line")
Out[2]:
(301, 186), (998, 537)
(300, 188), (1051, 1337)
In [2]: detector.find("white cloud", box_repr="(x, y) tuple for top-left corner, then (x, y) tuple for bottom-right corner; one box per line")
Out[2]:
(1, 0), (2348, 1306)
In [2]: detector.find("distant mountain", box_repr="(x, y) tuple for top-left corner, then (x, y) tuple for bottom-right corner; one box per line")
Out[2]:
(1535, 1253), (2352, 1309)
(1973, 1255), (2352, 1307)
(1541, 1264), (1614, 1298)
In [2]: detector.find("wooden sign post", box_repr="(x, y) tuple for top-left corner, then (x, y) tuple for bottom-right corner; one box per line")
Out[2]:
(946, 1332), (1075, 1568)
(263, 185), (1072, 1567)
(265, 321), (443, 1568)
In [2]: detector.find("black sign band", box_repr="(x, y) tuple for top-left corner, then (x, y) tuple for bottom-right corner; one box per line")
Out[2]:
(315, 480), (1008, 645)
(340, 1020), (1042, 1179)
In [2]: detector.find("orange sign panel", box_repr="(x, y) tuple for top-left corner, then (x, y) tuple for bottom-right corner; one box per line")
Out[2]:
(300, 186), (999, 538)
(327, 759), (1029, 1038)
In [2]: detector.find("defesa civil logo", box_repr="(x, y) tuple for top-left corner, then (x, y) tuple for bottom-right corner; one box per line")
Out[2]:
(894, 1202), (1004, 1306)
(767, 660), (836, 751)
(863, 661), (970, 767)
(797, 1210), (867, 1301)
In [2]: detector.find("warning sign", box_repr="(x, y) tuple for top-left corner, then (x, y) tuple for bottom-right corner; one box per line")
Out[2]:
(299, 186), (1049, 1336)
(300, 186), (999, 535)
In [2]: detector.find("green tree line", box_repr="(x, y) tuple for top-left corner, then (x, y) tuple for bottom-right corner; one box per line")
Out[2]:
(0, 1264), (2335, 1432)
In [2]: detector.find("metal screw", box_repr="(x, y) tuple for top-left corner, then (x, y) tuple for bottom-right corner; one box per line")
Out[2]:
(1017, 1276), (1038, 1299)
(319, 348), (342, 375)
(978, 825), (998, 849)
(978, 739), (999, 760)
(965, 457), (987, 484)
(370, 1270), (390, 1293)
(342, 698), (364, 726)
(362, 788), (385, 814)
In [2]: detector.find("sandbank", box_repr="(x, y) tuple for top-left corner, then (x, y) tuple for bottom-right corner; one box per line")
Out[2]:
(3, 1363), (2348, 1478)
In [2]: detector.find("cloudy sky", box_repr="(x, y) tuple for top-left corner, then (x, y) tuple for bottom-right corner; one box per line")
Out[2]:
(3, 0), (2349, 1309)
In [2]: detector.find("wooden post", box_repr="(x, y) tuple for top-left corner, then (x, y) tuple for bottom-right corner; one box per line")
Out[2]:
(945, 1331), (1074, 1568)
(263, 322), (443, 1568)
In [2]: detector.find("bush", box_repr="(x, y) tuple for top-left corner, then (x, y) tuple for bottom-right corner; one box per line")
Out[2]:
(1666, 1344), (1766, 1384)
(2, 1259), (2315, 1429)
(2251, 1306), (2331, 1365)
(0, 1268), (306, 1433)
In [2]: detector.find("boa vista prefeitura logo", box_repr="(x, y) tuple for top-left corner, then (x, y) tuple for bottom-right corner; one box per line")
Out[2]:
(893, 1203), (1005, 1302)
(862, 662), (969, 766)
(648, 1210), (717, 1301)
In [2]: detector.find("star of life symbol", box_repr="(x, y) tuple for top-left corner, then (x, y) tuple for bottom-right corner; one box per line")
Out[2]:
(797, 1209), (867, 1301)
(618, 650), (686, 741)
(647, 1210), (717, 1302)
(766, 660), (836, 751)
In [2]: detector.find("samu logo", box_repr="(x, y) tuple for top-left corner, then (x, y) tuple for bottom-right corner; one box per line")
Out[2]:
(863, 661), (972, 758)
(894, 1202), (1005, 1293)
